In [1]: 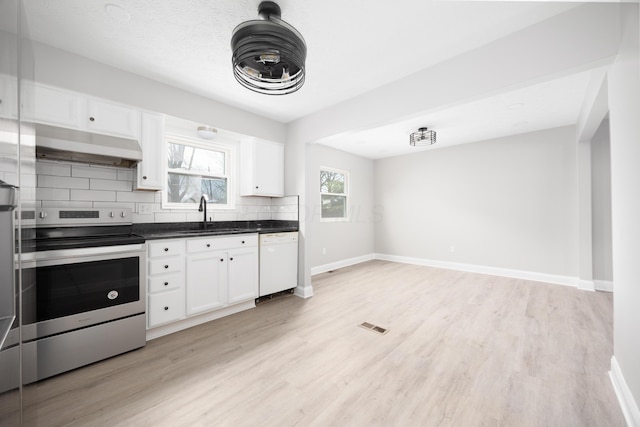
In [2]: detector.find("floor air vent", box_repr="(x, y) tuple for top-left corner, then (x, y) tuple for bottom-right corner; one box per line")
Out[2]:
(359, 322), (389, 335)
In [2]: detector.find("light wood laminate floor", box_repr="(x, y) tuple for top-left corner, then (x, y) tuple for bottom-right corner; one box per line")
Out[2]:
(20, 261), (625, 426)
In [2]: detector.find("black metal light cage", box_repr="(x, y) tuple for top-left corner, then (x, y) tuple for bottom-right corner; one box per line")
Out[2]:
(409, 127), (436, 146)
(231, 2), (307, 95)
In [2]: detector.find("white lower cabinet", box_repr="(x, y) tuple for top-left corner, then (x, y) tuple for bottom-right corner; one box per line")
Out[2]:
(147, 239), (186, 328)
(149, 289), (185, 326)
(147, 234), (259, 330)
(228, 247), (259, 304)
(185, 250), (227, 315)
(185, 234), (258, 315)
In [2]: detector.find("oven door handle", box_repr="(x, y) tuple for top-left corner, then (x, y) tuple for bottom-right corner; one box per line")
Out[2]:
(21, 243), (146, 266)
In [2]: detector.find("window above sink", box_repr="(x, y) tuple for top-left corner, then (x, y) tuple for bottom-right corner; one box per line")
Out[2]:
(162, 134), (235, 211)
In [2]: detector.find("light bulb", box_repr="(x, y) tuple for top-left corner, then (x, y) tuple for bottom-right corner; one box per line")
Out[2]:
(242, 66), (262, 79)
(259, 53), (281, 64)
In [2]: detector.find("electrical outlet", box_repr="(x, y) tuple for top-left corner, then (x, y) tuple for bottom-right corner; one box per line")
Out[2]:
(138, 203), (153, 215)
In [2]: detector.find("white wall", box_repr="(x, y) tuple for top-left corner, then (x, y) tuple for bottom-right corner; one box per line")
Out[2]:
(608, 4), (640, 424)
(374, 126), (579, 279)
(590, 120), (613, 283)
(306, 144), (375, 272)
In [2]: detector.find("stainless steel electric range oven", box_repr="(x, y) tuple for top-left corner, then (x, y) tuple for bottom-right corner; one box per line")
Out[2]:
(20, 207), (146, 384)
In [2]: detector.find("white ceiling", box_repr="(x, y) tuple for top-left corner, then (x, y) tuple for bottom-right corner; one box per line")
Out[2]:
(317, 68), (603, 159)
(20, 1), (604, 159)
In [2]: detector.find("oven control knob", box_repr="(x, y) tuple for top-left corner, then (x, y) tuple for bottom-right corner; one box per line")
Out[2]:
(107, 290), (119, 300)
(109, 212), (115, 218)
(121, 211), (126, 218)
(39, 211), (48, 219)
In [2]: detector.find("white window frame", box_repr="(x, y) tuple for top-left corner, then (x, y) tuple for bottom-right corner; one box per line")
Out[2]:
(162, 134), (235, 210)
(320, 166), (349, 222)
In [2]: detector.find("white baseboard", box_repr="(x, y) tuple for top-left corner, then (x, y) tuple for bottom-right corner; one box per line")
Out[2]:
(146, 300), (255, 341)
(610, 356), (640, 427)
(294, 285), (314, 299)
(578, 280), (596, 291)
(373, 253), (579, 288)
(311, 253), (375, 276)
(595, 280), (614, 292)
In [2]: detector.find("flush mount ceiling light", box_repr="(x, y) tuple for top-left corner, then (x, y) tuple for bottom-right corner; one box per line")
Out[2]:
(231, 1), (307, 95)
(197, 126), (218, 139)
(409, 127), (436, 146)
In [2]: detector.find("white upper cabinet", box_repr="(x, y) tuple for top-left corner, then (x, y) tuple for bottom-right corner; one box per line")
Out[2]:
(240, 139), (284, 197)
(22, 82), (85, 128)
(86, 98), (141, 139)
(21, 82), (140, 139)
(135, 112), (165, 190)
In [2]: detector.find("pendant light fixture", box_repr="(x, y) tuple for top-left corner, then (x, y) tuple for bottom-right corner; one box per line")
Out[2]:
(231, 1), (307, 95)
(409, 127), (436, 146)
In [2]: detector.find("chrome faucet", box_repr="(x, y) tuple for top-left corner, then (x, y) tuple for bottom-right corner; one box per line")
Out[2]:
(198, 194), (208, 229)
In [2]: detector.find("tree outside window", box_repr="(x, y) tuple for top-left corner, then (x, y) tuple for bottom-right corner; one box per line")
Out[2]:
(320, 168), (348, 221)
(164, 137), (232, 209)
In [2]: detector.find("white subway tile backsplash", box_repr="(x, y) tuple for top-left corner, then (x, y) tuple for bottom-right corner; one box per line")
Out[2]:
(70, 189), (116, 202)
(257, 212), (271, 221)
(21, 173), (37, 188)
(41, 200), (93, 208)
(117, 169), (134, 181)
(154, 212), (187, 223)
(117, 191), (156, 203)
(37, 187), (70, 201)
(93, 201), (136, 210)
(38, 175), (89, 190)
(273, 212), (297, 221)
(90, 178), (132, 191)
(36, 161), (71, 177)
(185, 212), (205, 222)
(72, 165), (118, 180)
(237, 212), (258, 221)
(213, 212), (237, 221)
(34, 159), (298, 224)
(132, 213), (155, 223)
(21, 187), (37, 202)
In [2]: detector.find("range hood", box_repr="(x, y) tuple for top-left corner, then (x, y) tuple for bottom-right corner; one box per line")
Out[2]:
(35, 124), (143, 168)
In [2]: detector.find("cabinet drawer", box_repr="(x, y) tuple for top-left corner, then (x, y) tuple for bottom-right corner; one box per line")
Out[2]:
(148, 290), (185, 327)
(148, 273), (184, 294)
(148, 239), (185, 258)
(186, 234), (258, 253)
(148, 257), (183, 275)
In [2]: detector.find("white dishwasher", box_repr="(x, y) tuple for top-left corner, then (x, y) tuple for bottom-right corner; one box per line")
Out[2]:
(259, 232), (298, 297)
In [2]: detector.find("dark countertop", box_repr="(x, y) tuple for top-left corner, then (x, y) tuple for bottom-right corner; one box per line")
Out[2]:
(133, 220), (299, 240)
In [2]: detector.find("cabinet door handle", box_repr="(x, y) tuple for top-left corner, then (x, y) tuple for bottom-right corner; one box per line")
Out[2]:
(230, 257), (234, 261)
(220, 258), (224, 262)
(206, 243), (211, 248)
(164, 306), (169, 311)
(241, 240), (245, 244)
(255, 186), (259, 189)
(164, 248), (169, 252)
(164, 265), (169, 269)
(89, 116), (95, 122)
(143, 176), (148, 180)
(164, 282), (168, 286)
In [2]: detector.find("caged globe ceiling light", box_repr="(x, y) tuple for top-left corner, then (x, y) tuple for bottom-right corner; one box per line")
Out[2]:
(409, 127), (436, 146)
(231, 1), (307, 95)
